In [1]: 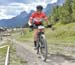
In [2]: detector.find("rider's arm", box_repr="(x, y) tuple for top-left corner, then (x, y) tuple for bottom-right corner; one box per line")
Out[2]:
(44, 17), (49, 25)
(42, 13), (50, 25)
(29, 13), (35, 25)
(43, 13), (53, 28)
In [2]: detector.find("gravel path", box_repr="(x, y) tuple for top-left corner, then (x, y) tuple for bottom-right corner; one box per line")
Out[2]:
(11, 39), (75, 65)
(0, 37), (8, 46)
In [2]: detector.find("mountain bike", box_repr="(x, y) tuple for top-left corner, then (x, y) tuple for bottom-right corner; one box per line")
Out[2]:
(36, 25), (48, 62)
(29, 24), (53, 61)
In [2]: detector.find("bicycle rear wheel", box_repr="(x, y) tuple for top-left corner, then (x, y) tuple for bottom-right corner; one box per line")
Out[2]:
(40, 35), (48, 61)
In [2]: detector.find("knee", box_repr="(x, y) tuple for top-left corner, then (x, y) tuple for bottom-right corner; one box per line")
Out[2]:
(34, 33), (37, 38)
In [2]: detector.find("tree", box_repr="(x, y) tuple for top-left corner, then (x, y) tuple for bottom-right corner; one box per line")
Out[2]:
(49, 6), (60, 24)
(72, 0), (75, 22)
(50, 0), (74, 24)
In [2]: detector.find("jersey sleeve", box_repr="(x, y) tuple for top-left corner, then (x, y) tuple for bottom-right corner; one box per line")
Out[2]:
(30, 12), (35, 20)
(42, 12), (48, 22)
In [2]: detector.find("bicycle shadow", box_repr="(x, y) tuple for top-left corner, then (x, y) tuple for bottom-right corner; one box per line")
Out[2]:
(45, 53), (75, 64)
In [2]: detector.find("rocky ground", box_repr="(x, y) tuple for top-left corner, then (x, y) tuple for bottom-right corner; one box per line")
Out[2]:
(12, 39), (75, 65)
(0, 36), (75, 65)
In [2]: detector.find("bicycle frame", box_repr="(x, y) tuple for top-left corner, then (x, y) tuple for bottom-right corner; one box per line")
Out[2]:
(37, 25), (45, 50)
(37, 25), (45, 43)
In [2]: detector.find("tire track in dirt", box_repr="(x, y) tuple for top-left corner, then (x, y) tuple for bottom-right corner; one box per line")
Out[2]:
(11, 39), (75, 65)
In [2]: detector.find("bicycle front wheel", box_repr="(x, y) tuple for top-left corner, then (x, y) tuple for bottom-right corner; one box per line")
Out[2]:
(40, 35), (48, 62)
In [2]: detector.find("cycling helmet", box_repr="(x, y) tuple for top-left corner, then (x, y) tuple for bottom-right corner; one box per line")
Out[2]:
(36, 5), (43, 11)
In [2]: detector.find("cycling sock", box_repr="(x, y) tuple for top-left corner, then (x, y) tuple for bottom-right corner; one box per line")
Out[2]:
(34, 41), (36, 47)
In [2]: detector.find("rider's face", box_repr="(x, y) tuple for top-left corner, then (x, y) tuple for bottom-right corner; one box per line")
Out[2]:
(37, 9), (42, 14)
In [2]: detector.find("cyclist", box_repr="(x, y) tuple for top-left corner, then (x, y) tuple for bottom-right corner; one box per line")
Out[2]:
(28, 5), (50, 49)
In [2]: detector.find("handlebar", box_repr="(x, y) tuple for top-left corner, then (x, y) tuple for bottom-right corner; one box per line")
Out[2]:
(45, 24), (53, 28)
(29, 24), (54, 30)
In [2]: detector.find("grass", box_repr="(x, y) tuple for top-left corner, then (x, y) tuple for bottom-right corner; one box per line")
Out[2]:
(9, 42), (27, 65)
(15, 22), (75, 57)
(5, 40), (27, 65)
(0, 40), (27, 65)
(16, 22), (75, 46)
(0, 46), (7, 65)
(0, 46), (7, 56)
(15, 28), (34, 42)
(47, 22), (75, 46)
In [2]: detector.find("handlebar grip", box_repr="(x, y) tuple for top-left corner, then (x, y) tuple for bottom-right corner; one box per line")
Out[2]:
(46, 24), (52, 28)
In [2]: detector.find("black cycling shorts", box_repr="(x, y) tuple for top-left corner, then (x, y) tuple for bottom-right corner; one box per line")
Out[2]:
(33, 23), (43, 29)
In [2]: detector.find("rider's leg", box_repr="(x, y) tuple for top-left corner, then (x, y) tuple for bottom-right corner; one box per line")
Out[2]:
(33, 29), (38, 47)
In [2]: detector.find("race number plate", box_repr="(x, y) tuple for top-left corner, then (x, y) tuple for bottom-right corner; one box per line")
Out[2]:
(38, 26), (45, 29)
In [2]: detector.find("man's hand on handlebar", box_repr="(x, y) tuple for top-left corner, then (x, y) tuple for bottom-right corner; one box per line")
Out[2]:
(46, 24), (52, 28)
(29, 25), (33, 28)
(46, 24), (55, 31)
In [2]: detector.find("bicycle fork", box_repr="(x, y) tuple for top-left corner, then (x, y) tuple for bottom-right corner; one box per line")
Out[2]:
(36, 32), (45, 54)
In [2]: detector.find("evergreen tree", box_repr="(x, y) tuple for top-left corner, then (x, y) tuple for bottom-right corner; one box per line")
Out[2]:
(72, 0), (75, 22)
(50, 0), (75, 24)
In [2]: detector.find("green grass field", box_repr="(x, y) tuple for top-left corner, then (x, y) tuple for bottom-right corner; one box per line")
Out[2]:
(0, 46), (7, 65)
(0, 40), (27, 65)
(16, 22), (75, 46)
(15, 22), (75, 56)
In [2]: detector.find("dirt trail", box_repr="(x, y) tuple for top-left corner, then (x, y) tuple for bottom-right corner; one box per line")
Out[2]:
(11, 39), (75, 65)
(0, 37), (8, 46)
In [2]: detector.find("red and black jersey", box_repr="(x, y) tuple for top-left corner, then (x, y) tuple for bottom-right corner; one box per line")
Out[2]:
(30, 12), (48, 25)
